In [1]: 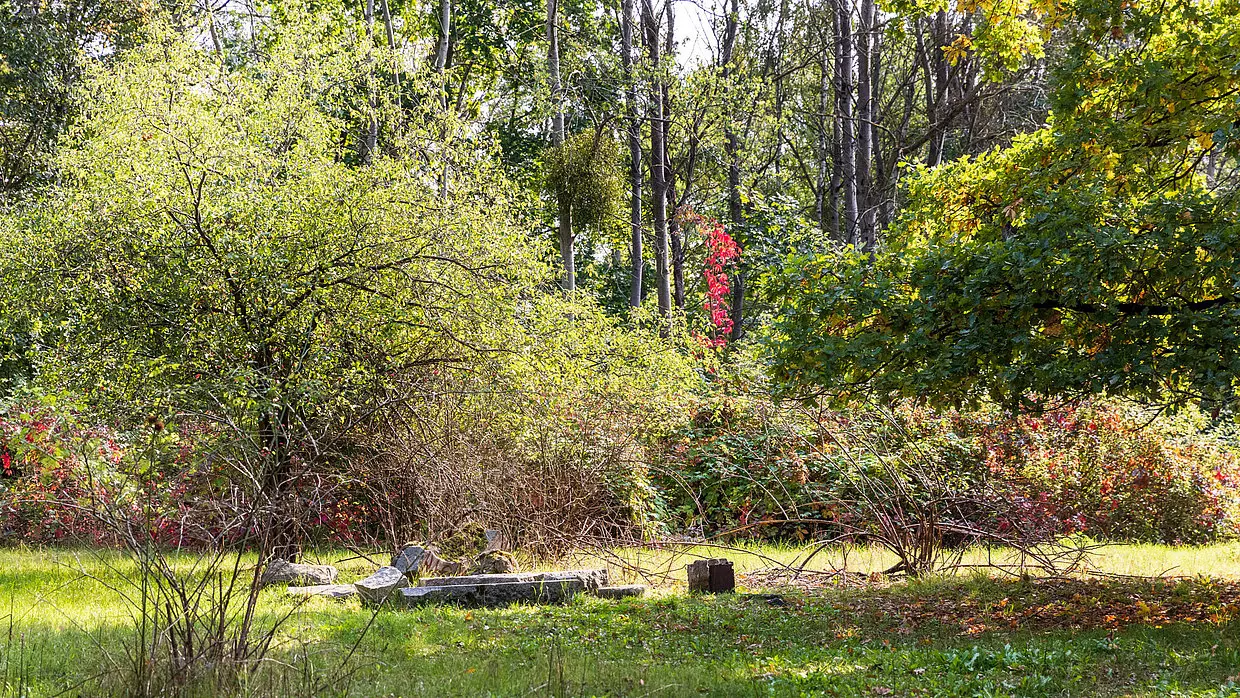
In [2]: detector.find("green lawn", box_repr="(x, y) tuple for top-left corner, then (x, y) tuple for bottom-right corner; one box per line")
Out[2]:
(3, 544), (1240, 697)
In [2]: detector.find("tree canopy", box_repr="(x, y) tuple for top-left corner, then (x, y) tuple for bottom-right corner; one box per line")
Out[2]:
(766, 0), (1240, 410)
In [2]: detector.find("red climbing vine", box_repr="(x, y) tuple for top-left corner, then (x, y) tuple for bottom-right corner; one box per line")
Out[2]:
(680, 208), (740, 347)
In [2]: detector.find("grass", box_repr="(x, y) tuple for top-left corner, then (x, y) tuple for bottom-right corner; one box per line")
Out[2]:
(2, 543), (1240, 697)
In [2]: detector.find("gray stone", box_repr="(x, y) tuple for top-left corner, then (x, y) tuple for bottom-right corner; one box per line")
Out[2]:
(286, 584), (357, 599)
(421, 572), (536, 587)
(421, 549), (466, 576)
(397, 578), (585, 608)
(355, 566), (408, 605)
(391, 546), (426, 576)
(421, 568), (608, 591)
(470, 550), (518, 575)
(593, 585), (647, 599)
(484, 529), (508, 550)
(687, 558), (735, 593)
(260, 559), (338, 587)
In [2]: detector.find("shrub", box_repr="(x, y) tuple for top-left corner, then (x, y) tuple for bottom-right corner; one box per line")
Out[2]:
(348, 296), (699, 556)
(958, 402), (1240, 544)
(656, 394), (1240, 546)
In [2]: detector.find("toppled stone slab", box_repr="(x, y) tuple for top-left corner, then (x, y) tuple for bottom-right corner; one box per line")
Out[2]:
(355, 566), (407, 605)
(594, 585), (647, 599)
(391, 545), (426, 576)
(421, 569), (608, 591)
(286, 584), (357, 599)
(260, 559), (339, 587)
(687, 558), (735, 593)
(398, 578), (585, 608)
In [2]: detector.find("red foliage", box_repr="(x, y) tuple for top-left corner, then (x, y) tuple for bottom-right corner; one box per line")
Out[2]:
(949, 403), (1240, 544)
(0, 406), (374, 548)
(680, 208), (740, 347)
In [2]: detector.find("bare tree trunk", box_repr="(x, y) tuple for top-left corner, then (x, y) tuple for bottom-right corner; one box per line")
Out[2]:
(622, 0), (644, 308)
(855, 0), (876, 251)
(836, 0), (858, 245)
(829, 6), (842, 240)
(721, 0), (744, 339)
(435, 0), (451, 73)
(663, 9), (685, 310)
(547, 0), (575, 290)
(644, 0), (670, 316)
(927, 11), (949, 166)
(362, 0), (379, 165)
(816, 12), (831, 239)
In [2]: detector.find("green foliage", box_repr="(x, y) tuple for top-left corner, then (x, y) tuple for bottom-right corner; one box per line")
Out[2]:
(0, 12), (541, 440)
(542, 130), (623, 231)
(0, 0), (154, 195)
(766, 0), (1240, 409)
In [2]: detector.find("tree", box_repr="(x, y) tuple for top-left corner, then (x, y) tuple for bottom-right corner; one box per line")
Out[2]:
(547, 0), (575, 290)
(766, 0), (1240, 410)
(0, 14), (539, 556)
(621, 0), (644, 308)
(0, 0), (154, 197)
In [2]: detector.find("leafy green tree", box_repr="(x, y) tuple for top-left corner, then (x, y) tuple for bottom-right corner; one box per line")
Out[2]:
(0, 11), (542, 553)
(766, 0), (1240, 410)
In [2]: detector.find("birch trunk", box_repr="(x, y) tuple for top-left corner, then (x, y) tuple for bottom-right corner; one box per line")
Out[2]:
(622, 0), (644, 308)
(644, 0), (671, 316)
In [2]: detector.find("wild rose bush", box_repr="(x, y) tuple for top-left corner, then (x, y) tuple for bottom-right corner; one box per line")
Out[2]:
(955, 403), (1240, 544)
(658, 399), (1240, 545)
(0, 404), (373, 547)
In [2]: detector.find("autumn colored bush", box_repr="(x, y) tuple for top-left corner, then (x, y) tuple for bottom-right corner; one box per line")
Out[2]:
(656, 396), (1240, 546)
(955, 403), (1240, 544)
(0, 402), (374, 548)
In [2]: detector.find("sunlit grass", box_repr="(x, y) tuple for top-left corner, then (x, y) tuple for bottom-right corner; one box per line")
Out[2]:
(3, 543), (1240, 696)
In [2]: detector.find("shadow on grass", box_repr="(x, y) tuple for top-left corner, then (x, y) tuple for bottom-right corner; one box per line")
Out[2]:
(302, 576), (1240, 697)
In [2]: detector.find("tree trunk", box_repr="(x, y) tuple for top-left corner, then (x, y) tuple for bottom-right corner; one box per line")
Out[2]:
(622, 0), (644, 308)
(816, 12), (831, 239)
(721, 0), (744, 340)
(663, 9), (684, 310)
(836, 0), (858, 245)
(829, 6), (842, 240)
(363, 0), (378, 165)
(644, 0), (670, 316)
(926, 11), (949, 167)
(855, 0), (875, 251)
(435, 0), (451, 73)
(547, 0), (575, 290)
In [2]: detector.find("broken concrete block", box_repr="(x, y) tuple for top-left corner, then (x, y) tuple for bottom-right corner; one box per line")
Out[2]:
(593, 585), (647, 599)
(286, 584), (357, 599)
(260, 559), (338, 587)
(355, 566), (407, 605)
(470, 550), (518, 575)
(687, 558), (735, 593)
(421, 549), (466, 576)
(391, 545), (426, 576)
(421, 569), (608, 591)
(397, 578), (585, 608)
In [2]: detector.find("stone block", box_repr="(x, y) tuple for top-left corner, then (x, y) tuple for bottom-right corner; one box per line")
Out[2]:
(421, 569), (608, 591)
(355, 566), (408, 605)
(260, 559), (338, 587)
(397, 578), (585, 608)
(391, 546), (426, 576)
(687, 558), (735, 593)
(286, 584), (357, 599)
(593, 585), (647, 599)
